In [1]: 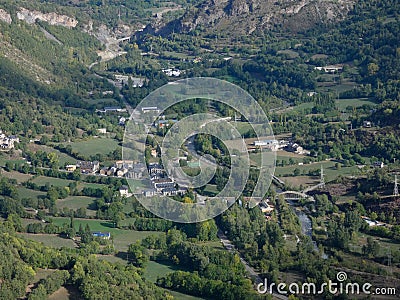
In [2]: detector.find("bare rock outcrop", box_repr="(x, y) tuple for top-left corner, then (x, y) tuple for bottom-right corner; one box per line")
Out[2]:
(0, 8), (12, 24)
(16, 7), (78, 28)
(146, 0), (356, 36)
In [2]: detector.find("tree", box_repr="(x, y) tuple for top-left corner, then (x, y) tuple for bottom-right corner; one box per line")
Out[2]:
(128, 241), (149, 267)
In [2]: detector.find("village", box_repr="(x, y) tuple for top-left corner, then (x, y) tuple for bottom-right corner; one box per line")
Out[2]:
(0, 130), (19, 151)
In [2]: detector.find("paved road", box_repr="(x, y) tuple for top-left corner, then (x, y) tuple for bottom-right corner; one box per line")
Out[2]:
(217, 230), (288, 300)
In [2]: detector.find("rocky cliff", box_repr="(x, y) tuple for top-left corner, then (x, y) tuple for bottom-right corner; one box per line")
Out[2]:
(148, 0), (356, 35)
(16, 7), (78, 28)
(0, 8), (12, 24)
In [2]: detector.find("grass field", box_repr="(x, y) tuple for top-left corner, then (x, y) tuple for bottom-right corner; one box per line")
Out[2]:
(335, 98), (377, 111)
(0, 155), (26, 167)
(349, 232), (400, 256)
(17, 187), (46, 200)
(144, 261), (184, 283)
(168, 291), (206, 300)
(143, 261), (205, 300)
(31, 176), (73, 187)
(275, 160), (360, 185)
(67, 138), (119, 158)
(250, 151), (305, 166)
(79, 182), (108, 190)
(95, 254), (127, 265)
(27, 144), (76, 166)
(56, 196), (96, 215)
(1, 170), (32, 183)
(17, 233), (77, 249)
(51, 218), (162, 251)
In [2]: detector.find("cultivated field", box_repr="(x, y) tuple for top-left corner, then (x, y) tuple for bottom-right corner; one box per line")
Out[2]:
(67, 138), (119, 158)
(17, 233), (77, 249)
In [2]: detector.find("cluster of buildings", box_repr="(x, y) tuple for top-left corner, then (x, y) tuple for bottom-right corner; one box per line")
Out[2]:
(253, 139), (308, 155)
(114, 74), (145, 88)
(0, 130), (19, 151)
(96, 106), (127, 114)
(361, 216), (384, 227)
(254, 139), (287, 151)
(144, 163), (187, 197)
(162, 68), (181, 77)
(92, 231), (111, 239)
(100, 160), (147, 179)
(66, 161), (100, 174)
(314, 64), (344, 73)
(66, 160), (147, 177)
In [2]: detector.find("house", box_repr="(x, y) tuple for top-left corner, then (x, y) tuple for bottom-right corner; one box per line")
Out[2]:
(126, 169), (143, 179)
(314, 64), (343, 73)
(66, 165), (77, 172)
(119, 117), (126, 126)
(114, 75), (145, 88)
(286, 142), (305, 155)
(0, 131), (19, 151)
(254, 139), (278, 149)
(103, 106), (127, 113)
(144, 189), (157, 197)
(153, 178), (174, 186)
(126, 163), (146, 179)
(254, 139), (287, 151)
(148, 163), (164, 175)
(116, 168), (128, 177)
(372, 161), (384, 168)
(142, 107), (160, 114)
(361, 216), (384, 227)
(259, 201), (274, 213)
(100, 167), (110, 176)
(102, 90), (113, 96)
(155, 119), (178, 128)
(119, 185), (130, 197)
(162, 68), (181, 77)
(154, 182), (175, 192)
(97, 128), (107, 134)
(115, 160), (134, 169)
(131, 77), (145, 88)
(77, 161), (100, 174)
(92, 232), (111, 240)
(162, 187), (178, 196)
(8, 135), (19, 143)
(363, 121), (372, 128)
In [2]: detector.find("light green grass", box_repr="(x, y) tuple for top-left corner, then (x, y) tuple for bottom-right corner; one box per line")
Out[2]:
(17, 233), (76, 249)
(143, 261), (184, 283)
(1, 170), (32, 183)
(67, 138), (119, 158)
(96, 255), (127, 265)
(113, 230), (163, 252)
(349, 232), (400, 256)
(28, 144), (76, 165)
(168, 291), (206, 300)
(56, 196), (96, 211)
(50, 218), (161, 251)
(275, 161), (359, 182)
(0, 155), (26, 167)
(335, 98), (377, 111)
(31, 176), (73, 187)
(80, 182), (108, 190)
(17, 187), (46, 200)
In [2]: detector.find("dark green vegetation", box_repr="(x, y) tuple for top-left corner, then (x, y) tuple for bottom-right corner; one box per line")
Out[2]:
(0, 0), (399, 299)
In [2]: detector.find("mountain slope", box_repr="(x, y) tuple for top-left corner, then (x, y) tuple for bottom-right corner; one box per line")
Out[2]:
(147, 0), (356, 36)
